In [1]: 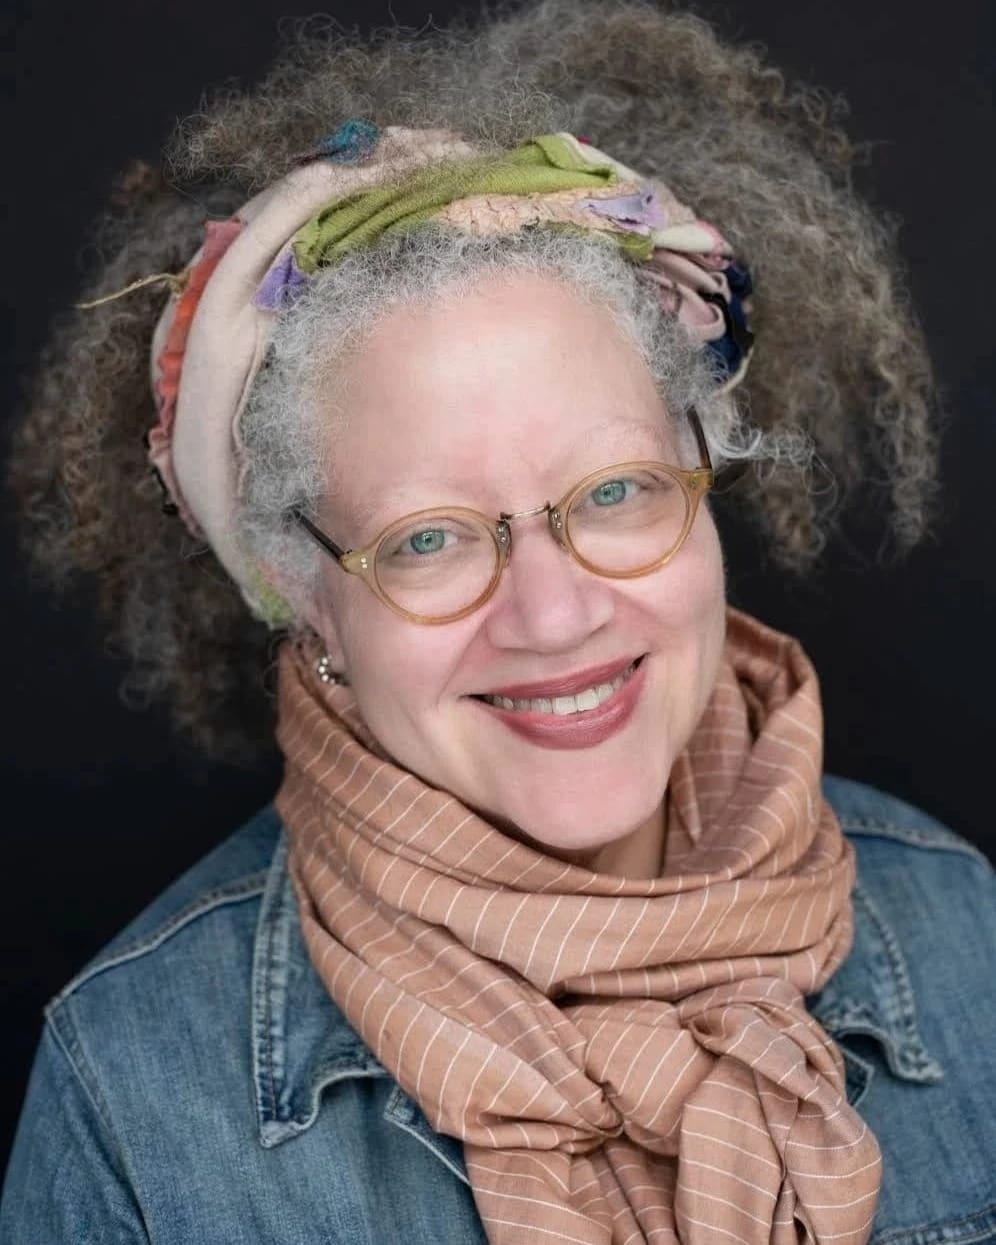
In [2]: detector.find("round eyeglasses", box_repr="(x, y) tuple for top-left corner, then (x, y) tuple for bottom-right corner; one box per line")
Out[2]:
(293, 411), (714, 625)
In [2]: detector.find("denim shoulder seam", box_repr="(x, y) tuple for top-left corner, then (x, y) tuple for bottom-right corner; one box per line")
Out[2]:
(839, 817), (991, 869)
(42, 1009), (146, 1207)
(45, 870), (270, 1012)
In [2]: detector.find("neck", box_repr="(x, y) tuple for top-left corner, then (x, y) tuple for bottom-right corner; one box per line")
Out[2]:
(547, 800), (668, 879)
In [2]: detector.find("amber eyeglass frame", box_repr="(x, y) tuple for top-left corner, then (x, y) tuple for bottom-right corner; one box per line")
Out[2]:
(293, 408), (714, 625)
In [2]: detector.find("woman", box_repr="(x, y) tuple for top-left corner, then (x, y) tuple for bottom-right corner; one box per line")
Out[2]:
(3, 1), (994, 1242)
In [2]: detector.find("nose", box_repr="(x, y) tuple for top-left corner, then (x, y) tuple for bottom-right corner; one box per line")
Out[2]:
(483, 516), (615, 652)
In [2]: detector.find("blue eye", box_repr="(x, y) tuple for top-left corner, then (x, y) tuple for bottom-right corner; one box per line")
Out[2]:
(591, 479), (632, 506)
(408, 529), (447, 555)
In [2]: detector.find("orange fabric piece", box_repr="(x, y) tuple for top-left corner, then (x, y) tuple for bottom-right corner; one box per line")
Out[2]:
(152, 217), (245, 432)
(147, 217), (244, 532)
(276, 608), (882, 1244)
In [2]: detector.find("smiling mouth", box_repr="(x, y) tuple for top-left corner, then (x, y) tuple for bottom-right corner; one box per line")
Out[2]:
(474, 657), (643, 717)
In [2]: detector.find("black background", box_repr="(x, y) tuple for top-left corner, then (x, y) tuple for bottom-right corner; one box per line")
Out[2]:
(5, 0), (993, 1170)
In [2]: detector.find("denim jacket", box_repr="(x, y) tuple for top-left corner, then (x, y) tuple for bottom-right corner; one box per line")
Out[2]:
(3, 775), (995, 1244)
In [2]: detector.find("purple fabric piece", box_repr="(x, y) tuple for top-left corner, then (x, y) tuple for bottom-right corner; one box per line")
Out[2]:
(254, 250), (309, 310)
(581, 185), (668, 234)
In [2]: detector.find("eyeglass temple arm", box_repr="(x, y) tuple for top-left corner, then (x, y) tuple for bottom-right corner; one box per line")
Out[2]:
(293, 506), (347, 561)
(687, 406), (713, 472)
(688, 404), (752, 492)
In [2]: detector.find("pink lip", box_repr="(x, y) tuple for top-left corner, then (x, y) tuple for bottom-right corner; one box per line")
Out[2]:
(477, 655), (640, 700)
(473, 657), (647, 751)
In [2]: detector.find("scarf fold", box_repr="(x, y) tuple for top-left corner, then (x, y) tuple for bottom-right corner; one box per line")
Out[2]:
(276, 608), (882, 1244)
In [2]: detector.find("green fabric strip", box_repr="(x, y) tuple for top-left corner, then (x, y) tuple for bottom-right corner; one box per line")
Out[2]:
(293, 135), (621, 273)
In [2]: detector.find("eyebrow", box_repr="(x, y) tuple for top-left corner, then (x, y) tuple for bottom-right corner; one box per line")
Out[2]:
(333, 416), (678, 537)
(572, 418), (676, 457)
(337, 475), (483, 537)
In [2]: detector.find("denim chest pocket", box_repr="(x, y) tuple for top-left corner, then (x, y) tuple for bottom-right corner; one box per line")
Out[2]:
(805, 881), (943, 1093)
(838, 1039), (876, 1109)
(810, 1010), (922, 1113)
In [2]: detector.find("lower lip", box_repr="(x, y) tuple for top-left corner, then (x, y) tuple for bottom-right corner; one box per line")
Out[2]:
(473, 658), (647, 751)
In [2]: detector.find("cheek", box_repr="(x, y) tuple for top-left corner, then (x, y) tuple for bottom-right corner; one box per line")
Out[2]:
(641, 514), (726, 711)
(646, 511), (725, 638)
(687, 516), (726, 661)
(319, 575), (468, 725)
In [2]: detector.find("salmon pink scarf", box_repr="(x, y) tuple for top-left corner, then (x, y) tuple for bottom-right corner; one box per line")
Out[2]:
(276, 608), (882, 1244)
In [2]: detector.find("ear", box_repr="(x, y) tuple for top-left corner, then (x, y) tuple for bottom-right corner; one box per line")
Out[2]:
(257, 557), (349, 673)
(306, 596), (349, 673)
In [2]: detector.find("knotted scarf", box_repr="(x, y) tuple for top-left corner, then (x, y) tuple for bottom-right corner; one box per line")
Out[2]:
(276, 608), (882, 1243)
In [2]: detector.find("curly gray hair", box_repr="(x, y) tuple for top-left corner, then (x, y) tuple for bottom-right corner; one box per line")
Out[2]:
(8, 0), (938, 758)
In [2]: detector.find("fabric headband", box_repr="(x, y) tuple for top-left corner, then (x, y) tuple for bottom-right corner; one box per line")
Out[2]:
(145, 121), (755, 619)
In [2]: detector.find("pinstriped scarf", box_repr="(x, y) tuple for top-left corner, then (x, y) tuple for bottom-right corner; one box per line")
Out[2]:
(276, 608), (882, 1244)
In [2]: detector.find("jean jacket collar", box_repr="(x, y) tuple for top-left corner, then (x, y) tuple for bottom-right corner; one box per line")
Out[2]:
(250, 830), (943, 1164)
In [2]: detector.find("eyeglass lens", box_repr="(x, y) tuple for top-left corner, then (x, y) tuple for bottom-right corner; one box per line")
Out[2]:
(373, 465), (691, 619)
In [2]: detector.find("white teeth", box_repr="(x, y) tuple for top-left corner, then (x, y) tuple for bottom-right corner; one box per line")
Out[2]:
(481, 661), (638, 715)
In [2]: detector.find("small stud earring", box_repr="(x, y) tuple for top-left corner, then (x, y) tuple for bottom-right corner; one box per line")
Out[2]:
(316, 654), (349, 686)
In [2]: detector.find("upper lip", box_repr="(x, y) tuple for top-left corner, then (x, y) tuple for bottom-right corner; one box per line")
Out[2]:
(474, 655), (641, 700)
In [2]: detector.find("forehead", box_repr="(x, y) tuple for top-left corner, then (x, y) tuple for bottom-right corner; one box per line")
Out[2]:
(320, 272), (678, 520)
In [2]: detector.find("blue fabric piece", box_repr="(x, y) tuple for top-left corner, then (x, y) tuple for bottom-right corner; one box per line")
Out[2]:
(704, 258), (755, 380)
(706, 331), (741, 376)
(725, 259), (753, 299)
(4, 778), (994, 1244)
(311, 119), (380, 163)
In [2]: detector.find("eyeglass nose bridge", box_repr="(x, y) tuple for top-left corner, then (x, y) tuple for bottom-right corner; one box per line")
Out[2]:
(495, 500), (567, 556)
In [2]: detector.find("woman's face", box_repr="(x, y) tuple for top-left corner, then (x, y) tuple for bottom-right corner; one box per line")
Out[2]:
(309, 273), (726, 857)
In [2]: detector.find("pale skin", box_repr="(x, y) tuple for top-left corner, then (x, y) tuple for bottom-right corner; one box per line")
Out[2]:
(300, 273), (728, 878)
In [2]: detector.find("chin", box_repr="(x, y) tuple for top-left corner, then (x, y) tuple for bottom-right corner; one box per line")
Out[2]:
(450, 667), (682, 860)
(480, 762), (671, 858)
